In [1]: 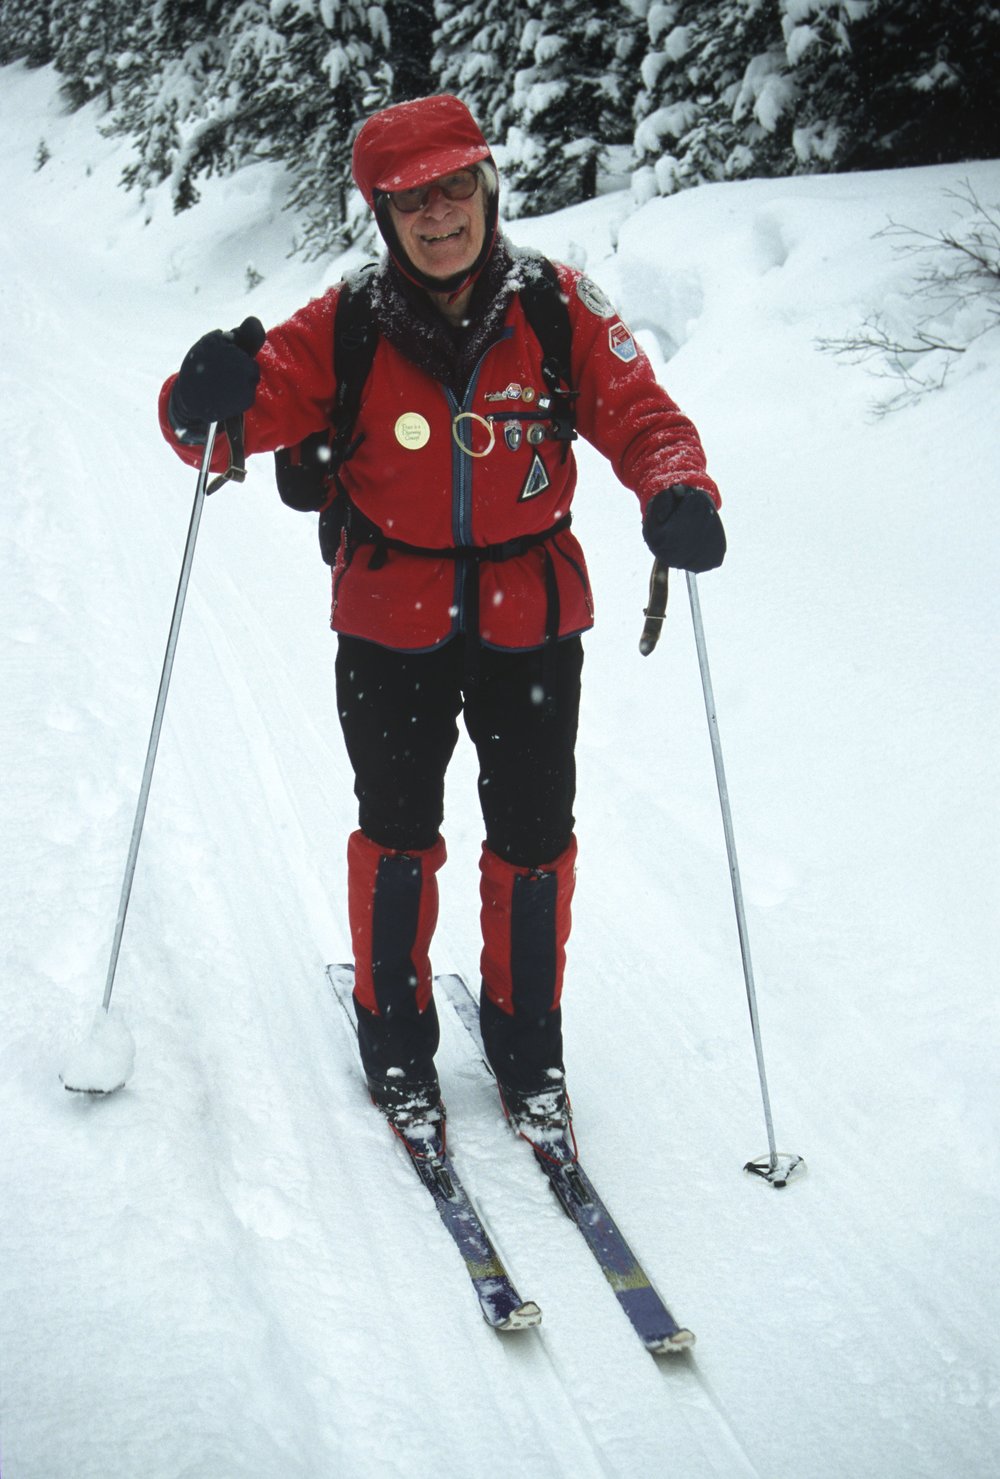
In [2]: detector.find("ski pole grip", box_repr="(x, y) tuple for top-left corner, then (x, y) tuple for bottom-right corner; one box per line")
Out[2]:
(231, 316), (266, 357)
(205, 318), (266, 497)
(639, 559), (669, 655)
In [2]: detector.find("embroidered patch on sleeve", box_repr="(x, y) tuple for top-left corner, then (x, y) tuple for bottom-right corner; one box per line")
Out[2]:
(608, 321), (638, 363)
(576, 276), (617, 318)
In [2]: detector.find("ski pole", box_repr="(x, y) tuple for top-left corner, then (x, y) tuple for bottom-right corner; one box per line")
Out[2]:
(61, 423), (219, 1094)
(61, 317), (266, 1096)
(684, 571), (804, 1186)
(104, 421), (220, 1013)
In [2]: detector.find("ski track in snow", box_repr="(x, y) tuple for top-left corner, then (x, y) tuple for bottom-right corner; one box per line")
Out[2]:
(3, 62), (999, 1479)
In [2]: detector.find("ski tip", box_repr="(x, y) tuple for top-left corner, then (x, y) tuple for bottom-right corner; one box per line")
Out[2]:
(648, 1327), (696, 1355)
(494, 1300), (542, 1332)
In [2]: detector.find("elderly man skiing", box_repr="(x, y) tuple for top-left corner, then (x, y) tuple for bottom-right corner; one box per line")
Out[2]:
(159, 94), (724, 1141)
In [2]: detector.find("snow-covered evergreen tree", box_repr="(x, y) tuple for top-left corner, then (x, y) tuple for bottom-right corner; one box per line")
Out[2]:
(0, 0), (53, 68)
(386, 0), (436, 99)
(767, 0), (863, 172)
(631, 0), (1000, 202)
(631, 0), (788, 201)
(49, 0), (120, 110)
(750, 1), (1000, 176)
(110, 1), (227, 206)
(10, 0), (995, 250)
(502, 0), (644, 218)
(109, 0), (392, 249)
(812, 0), (1000, 170)
(265, 0), (393, 256)
(432, 0), (524, 138)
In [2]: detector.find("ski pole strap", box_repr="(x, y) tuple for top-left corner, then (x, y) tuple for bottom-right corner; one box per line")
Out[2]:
(639, 559), (670, 655)
(206, 414), (249, 495)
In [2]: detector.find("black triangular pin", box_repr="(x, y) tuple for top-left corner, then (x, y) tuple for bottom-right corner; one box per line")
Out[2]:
(518, 452), (550, 501)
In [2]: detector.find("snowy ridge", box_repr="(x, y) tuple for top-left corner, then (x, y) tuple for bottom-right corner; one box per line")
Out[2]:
(2, 62), (999, 1479)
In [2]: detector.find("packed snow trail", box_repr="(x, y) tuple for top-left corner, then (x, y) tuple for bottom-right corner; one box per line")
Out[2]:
(3, 63), (999, 1479)
(0, 69), (770, 1479)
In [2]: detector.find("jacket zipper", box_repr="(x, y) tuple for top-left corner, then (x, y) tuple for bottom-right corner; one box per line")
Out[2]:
(444, 328), (514, 635)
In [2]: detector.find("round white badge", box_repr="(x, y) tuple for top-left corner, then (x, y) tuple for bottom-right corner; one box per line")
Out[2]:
(576, 276), (616, 319)
(395, 412), (431, 450)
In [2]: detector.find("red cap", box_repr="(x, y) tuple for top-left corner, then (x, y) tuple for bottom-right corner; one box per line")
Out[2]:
(352, 95), (493, 208)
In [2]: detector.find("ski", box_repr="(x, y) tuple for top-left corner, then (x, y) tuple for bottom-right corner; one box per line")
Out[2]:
(439, 972), (695, 1355)
(326, 965), (541, 1333)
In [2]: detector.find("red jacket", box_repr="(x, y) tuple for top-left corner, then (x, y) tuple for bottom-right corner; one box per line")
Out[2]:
(159, 255), (719, 651)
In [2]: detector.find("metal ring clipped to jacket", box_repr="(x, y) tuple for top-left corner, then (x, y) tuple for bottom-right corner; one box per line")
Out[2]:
(452, 411), (496, 458)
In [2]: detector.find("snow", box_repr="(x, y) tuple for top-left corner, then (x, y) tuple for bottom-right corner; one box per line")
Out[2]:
(784, 22), (819, 66)
(60, 1007), (136, 1095)
(3, 59), (999, 1479)
(634, 101), (700, 152)
(734, 52), (798, 132)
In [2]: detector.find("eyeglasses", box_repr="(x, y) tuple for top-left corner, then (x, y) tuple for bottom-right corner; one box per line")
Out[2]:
(383, 168), (480, 214)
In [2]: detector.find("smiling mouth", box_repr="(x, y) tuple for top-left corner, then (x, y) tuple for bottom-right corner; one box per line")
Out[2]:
(420, 227), (464, 244)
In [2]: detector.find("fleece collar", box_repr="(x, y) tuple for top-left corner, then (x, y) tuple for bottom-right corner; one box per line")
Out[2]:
(367, 235), (527, 396)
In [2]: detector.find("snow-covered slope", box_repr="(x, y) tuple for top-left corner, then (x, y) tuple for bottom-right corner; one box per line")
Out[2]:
(2, 62), (998, 1479)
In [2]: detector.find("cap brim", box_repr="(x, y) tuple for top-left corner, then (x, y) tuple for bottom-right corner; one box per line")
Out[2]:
(372, 145), (491, 195)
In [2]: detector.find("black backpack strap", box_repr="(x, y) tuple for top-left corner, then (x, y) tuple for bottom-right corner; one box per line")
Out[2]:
(272, 265), (380, 559)
(278, 257), (577, 565)
(329, 263), (380, 469)
(518, 257), (578, 453)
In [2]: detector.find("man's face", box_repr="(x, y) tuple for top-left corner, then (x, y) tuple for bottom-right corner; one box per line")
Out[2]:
(389, 169), (486, 283)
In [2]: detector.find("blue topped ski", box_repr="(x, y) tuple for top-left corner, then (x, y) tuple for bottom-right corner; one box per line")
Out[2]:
(327, 965), (541, 1333)
(439, 971), (695, 1355)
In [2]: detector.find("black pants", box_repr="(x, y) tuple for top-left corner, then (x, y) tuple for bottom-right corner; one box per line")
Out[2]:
(335, 634), (583, 865)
